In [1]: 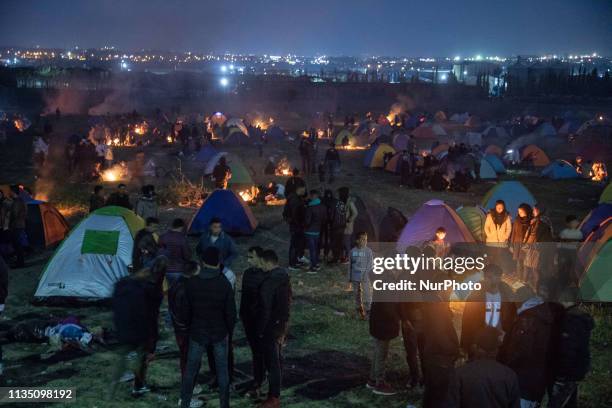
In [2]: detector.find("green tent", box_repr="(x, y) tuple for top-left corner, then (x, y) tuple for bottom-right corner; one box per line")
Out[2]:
(334, 129), (354, 146)
(456, 206), (486, 242)
(227, 155), (254, 186)
(600, 183), (612, 204)
(580, 239), (612, 301)
(34, 206), (145, 300)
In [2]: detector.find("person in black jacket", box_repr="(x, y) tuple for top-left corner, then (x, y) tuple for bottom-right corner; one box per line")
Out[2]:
(304, 190), (327, 272)
(283, 185), (306, 270)
(283, 168), (306, 198)
(106, 183), (132, 209)
(323, 143), (341, 183)
(453, 326), (521, 408)
(548, 288), (594, 408)
(257, 250), (292, 408)
(240, 246), (267, 399)
(109, 267), (153, 398)
(168, 261), (200, 380)
(367, 299), (400, 396)
(180, 247), (236, 408)
(498, 285), (554, 407)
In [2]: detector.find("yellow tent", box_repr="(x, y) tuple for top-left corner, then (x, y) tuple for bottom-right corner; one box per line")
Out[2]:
(600, 183), (612, 204)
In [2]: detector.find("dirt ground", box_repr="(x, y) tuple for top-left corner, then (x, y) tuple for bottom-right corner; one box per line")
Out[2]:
(0, 116), (611, 407)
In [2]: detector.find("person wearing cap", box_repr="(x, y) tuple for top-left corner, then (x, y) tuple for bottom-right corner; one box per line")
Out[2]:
(180, 247), (236, 408)
(453, 326), (520, 408)
(460, 264), (516, 356)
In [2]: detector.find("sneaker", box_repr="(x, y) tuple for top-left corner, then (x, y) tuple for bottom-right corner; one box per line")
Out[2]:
(371, 382), (397, 396)
(298, 256), (309, 264)
(119, 372), (135, 382)
(307, 268), (318, 274)
(177, 398), (204, 408)
(193, 384), (203, 395)
(365, 379), (376, 389)
(257, 396), (280, 408)
(288, 265), (301, 271)
(131, 385), (151, 396)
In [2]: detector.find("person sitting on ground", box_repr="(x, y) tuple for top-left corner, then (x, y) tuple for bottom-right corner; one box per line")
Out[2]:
(425, 227), (451, 258)
(106, 183), (132, 210)
(89, 185), (106, 213)
(454, 326), (520, 408)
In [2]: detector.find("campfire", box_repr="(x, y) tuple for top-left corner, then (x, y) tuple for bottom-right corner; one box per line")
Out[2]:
(274, 158), (292, 176)
(265, 195), (287, 206)
(133, 122), (148, 136)
(238, 186), (260, 203)
(337, 144), (368, 150)
(14, 119), (28, 132)
(101, 162), (129, 182)
(590, 162), (608, 182)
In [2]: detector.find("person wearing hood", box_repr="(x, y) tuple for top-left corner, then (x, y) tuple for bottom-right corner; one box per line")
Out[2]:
(548, 287), (594, 408)
(453, 326), (521, 408)
(498, 284), (554, 407)
(460, 264), (516, 356)
(304, 190), (327, 272)
(323, 143), (341, 183)
(196, 218), (238, 269)
(510, 203), (532, 280)
(256, 250), (292, 408)
(180, 247), (236, 408)
(135, 185), (159, 220)
(484, 200), (512, 268)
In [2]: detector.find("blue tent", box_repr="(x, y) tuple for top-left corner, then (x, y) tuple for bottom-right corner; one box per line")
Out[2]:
(188, 189), (258, 235)
(194, 145), (219, 164)
(483, 154), (506, 174)
(580, 203), (612, 237)
(482, 181), (536, 217)
(541, 160), (580, 179)
(265, 126), (286, 142)
(479, 158), (497, 180)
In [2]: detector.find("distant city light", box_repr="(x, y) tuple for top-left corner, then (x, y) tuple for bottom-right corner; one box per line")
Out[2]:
(475, 55), (483, 61)
(453, 56), (461, 61)
(121, 61), (127, 69)
(440, 74), (448, 81)
(229, 64), (234, 70)
(220, 65), (227, 73)
(219, 77), (229, 87)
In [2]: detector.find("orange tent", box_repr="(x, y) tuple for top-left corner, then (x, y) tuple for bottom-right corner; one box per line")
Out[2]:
(26, 201), (70, 248)
(484, 144), (503, 156)
(521, 144), (550, 167)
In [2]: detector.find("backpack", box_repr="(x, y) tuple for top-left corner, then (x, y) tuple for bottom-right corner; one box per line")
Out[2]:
(332, 200), (348, 229)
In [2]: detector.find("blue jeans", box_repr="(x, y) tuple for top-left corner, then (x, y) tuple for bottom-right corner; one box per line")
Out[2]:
(166, 272), (182, 289)
(305, 234), (319, 268)
(181, 337), (229, 408)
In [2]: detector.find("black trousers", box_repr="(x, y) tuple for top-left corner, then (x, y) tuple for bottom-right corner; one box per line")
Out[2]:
(243, 322), (265, 386)
(261, 336), (283, 398)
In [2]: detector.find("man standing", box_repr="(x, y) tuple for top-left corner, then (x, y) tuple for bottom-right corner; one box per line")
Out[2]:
(284, 168), (306, 198)
(304, 190), (327, 273)
(240, 247), (267, 398)
(454, 326), (520, 408)
(257, 250), (292, 408)
(460, 264), (516, 356)
(283, 185), (306, 271)
(196, 218), (238, 269)
(8, 185), (27, 268)
(106, 184), (132, 210)
(212, 157), (232, 189)
(323, 143), (341, 184)
(181, 247), (236, 408)
(159, 218), (192, 288)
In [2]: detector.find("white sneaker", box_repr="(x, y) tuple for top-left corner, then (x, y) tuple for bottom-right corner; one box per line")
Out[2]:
(193, 384), (203, 395)
(298, 256), (309, 264)
(178, 398), (204, 408)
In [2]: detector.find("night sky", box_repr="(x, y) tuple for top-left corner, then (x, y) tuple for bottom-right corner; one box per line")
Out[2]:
(1, 0), (611, 56)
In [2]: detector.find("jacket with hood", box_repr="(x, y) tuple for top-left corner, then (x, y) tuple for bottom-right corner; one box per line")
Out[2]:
(498, 297), (554, 402)
(240, 267), (267, 329)
(256, 267), (292, 339)
(304, 198), (327, 236)
(112, 276), (150, 346)
(196, 231), (238, 268)
(185, 266), (236, 344)
(135, 195), (158, 220)
(484, 211), (512, 246)
(552, 305), (594, 381)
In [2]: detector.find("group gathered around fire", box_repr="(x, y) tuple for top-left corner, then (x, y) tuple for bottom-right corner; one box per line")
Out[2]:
(0, 109), (607, 408)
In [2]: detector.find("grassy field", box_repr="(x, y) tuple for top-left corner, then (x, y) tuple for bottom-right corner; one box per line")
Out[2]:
(0, 121), (611, 408)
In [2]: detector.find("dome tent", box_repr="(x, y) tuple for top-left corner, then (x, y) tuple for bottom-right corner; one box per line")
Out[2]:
(205, 153), (254, 186)
(520, 144), (551, 167)
(26, 200), (70, 248)
(397, 199), (476, 252)
(598, 183), (612, 204)
(363, 143), (396, 168)
(479, 158), (498, 180)
(483, 154), (506, 174)
(34, 206), (145, 301)
(265, 126), (286, 142)
(392, 133), (410, 151)
(577, 220), (612, 301)
(536, 122), (557, 137)
(224, 126), (249, 144)
(456, 206), (486, 242)
(481, 126), (509, 140)
(188, 189), (258, 235)
(541, 160), (579, 179)
(194, 144), (219, 164)
(482, 181), (536, 217)
(334, 129), (355, 146)
(484, 144), (503, 156)
(384, 153), (402, 173)
(579, 203), (612, 237)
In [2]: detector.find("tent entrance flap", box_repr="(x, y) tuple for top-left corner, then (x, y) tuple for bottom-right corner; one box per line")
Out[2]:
(81, 230), (120, 255)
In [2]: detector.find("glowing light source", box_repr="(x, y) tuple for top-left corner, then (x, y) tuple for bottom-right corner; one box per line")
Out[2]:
(220, 77), (229, 87)
(220, 65), (227, 73)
